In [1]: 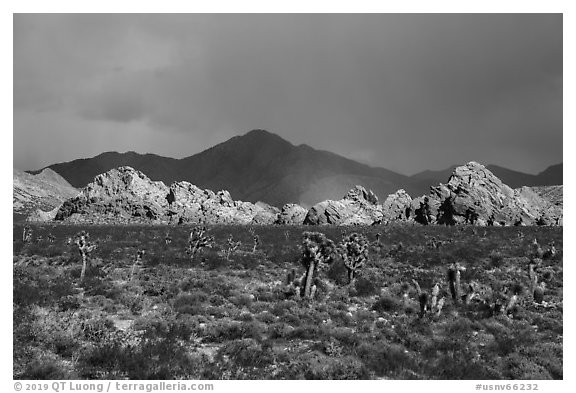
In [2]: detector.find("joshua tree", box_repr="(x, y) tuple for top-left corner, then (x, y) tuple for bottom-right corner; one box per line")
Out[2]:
(130, 249), (146, 280)
(252, 235), (260, 253)
(186, 226), (214, 261)
(47, 233), (56, 243)
(447, 262), (466, 304)
(226, 234), (242, 260)
(300, 231), (336, 299)
(75, 231), (98, 282)
(165, 232), (172, 245)
(339, 233), (369, 284)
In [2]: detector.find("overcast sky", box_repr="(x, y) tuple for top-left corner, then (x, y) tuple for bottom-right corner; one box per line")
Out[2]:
(13, 13), (562, 175)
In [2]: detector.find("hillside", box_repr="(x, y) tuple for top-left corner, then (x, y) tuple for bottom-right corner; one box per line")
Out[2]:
(13, 168), (79, 221)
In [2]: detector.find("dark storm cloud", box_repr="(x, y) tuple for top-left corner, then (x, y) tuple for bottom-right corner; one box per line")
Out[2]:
(14, 14), (562, 174)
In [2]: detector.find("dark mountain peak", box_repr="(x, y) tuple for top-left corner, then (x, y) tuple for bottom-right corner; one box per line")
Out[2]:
(240, 129), (294, 146)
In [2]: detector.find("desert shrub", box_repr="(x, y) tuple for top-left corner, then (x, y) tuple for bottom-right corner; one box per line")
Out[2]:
(236, 312), (254, 322)
(215, 338), (274, 369)
(80, 317), (116, 342)
(285, 324), (320, 340)
(255, 311), (277, 324)
(230, 294), (253, 308)
(503, 352), (552, 379)
(233, 253), (263, 270)
(353, 276), (379, 297)
(136, 316), (194, 341)
(267, 322), (294, 339)
(372, 293), (403, 313)
(204, 321), (264, 343)
(203, 252), (229, 270)
(280, 313), (302, 327)
(326, 259), (350, 285)
(205, 306), (235, 319)
(208, 294), (228, 306)
(276, 352), (369, 380)
(78, 334), (198, 379)
(488, 251), (505, 268)
(270, 300), (298, 317)
(356, 341), (416, 377)
(13, 266), (76, 307)
(19, 357), (76, 380)
(518, 342), (562, 379)
(328, 310), (355, 327)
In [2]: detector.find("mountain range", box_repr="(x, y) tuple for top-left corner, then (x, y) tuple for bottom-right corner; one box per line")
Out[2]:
(28, 129), (562, 207)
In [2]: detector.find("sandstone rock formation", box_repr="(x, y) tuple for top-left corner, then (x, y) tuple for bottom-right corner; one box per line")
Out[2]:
(53, 167), (278, 225)
(412, 162), (562, 226)
(303, 186), (383, 225)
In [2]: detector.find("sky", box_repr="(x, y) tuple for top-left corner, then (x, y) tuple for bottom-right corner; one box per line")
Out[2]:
(13, 13), (563, 175)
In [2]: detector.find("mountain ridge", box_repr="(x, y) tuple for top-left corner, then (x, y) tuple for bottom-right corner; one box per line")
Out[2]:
(27, 129), (562, 206)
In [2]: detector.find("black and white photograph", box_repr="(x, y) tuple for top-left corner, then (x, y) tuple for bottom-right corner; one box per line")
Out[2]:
(10, 6), (568, 385)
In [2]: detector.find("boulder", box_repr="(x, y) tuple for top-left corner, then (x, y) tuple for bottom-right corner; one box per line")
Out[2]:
(276, 203), (308, 225)
(252, 202), (280, 225)
(303, 185), (383, 225)
(382, 189), (413, 221)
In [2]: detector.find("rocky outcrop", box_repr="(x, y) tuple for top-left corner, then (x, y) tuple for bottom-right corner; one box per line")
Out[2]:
(54, 167), (279, 225)
(276, 203), (308, 225)
(35, 163), (562, 227)
(252, 202), (281, 225)
(303, 186), (383, 225)
(382, 189), (413, 222)
(412, 162), (562, 226)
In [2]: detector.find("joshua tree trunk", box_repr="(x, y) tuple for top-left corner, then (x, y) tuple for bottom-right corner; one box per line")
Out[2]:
(454, 270), (461, 303)
(304, 260), (316, 298)
(80, 253), (88, 282)
(348, 269), (355, 285)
